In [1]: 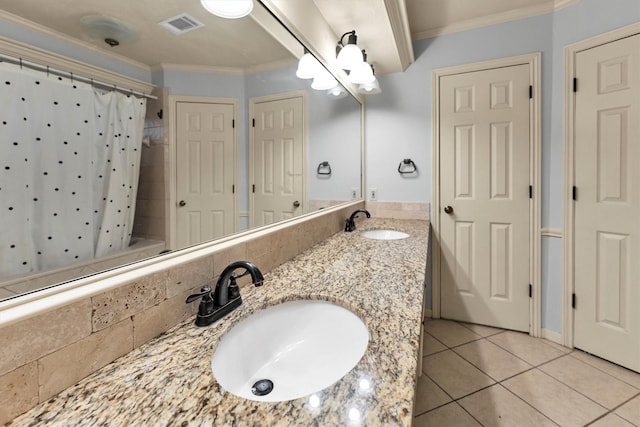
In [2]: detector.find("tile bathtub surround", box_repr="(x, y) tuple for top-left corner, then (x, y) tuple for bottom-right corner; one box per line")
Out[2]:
(414, 319), (640, 426)
(0, 202), (365, 424)
(8, 217), (428, 426)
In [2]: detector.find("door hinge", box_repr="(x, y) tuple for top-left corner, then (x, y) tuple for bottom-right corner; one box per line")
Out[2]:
(232, 184), (235, 194)
(573, 77), (578, 92)
(572, 293), (577, 309)
(232, 119), (235, 129)
(572, 186), (577, 201)
(252, 184), (255, 193)
(529, 85), (533, 99)
(529, 185), (533, 199)
(252, 118), (255, 127)
(529, 284), (532, 298)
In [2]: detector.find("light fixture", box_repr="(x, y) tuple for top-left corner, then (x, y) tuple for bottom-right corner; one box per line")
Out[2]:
(80, 15), (138, 46)
(311, 68), (338, 91)
(348, 50), (375, 84)
(336, 30), (363, 71)
(296, 50), (322, 79)
(200, 0), (253, 19)
(357, 66), (382, 95)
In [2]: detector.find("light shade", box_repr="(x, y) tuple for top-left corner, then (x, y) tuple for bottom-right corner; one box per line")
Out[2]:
(200, 0), (253, 19)
(296, 52), (322, 79)
(311, 69), (338, 91)
(337, 43), (363, 70)
(348, 61), (375, 84)
(357, 78), (381, 95)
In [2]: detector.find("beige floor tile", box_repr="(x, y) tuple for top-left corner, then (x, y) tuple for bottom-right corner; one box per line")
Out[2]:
(539, 355), (639, 409)
(459, 322), (504, 337)
(425, 319), (481, 347)
(0, 287), (16, 300)
(459, 384), (556, 427)
(570, 350), (640, 389)
(423, 333), (447, 356)
(590, 413), (636, 427)
(503, 369), (607, 426)
(488, 331), (566, 366)
(615, 394), (640, 425)
(414, 375), (452, 415)
(423, 350), (495, 399)
(454, 339), (532, 381)
(413, 403), (481, 427)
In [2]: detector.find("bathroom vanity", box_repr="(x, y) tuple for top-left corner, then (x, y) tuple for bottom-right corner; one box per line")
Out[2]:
(9, 218), (428, 426)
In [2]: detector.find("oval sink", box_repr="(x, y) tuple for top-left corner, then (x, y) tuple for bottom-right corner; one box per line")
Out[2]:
(211, 300), (369, 402)
(361, 229), (410, 240)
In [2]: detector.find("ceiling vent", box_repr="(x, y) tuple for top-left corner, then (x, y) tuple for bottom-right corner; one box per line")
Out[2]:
(158, 13), (204, 35)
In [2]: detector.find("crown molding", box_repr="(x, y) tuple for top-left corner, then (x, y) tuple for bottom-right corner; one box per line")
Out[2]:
(0, 37), (154, 94)
(0, 9), (151, 74)
(413, 0), (580, 40)
(384, 0), (415, 71)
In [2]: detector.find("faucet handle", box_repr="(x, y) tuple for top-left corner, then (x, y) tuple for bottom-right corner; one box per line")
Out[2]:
(185, 286), (212, 303)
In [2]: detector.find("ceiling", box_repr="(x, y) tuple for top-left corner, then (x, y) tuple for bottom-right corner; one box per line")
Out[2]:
(0, 0), (570, 75)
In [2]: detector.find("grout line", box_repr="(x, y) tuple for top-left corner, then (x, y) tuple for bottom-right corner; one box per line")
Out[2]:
(569, 350), (640, 390)
(416, 321), (640, 426)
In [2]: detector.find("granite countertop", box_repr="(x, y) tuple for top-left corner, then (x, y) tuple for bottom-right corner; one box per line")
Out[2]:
(10, 218), (428, 426)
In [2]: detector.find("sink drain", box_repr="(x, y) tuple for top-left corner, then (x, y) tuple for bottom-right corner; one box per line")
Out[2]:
(251, 379), (274, 396)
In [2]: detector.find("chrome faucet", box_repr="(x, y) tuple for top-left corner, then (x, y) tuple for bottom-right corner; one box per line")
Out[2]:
(345, 209), (371, 232)
(186, 261), (264, 327)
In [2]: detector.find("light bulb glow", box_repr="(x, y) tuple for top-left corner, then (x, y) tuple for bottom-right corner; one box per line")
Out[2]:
(200, 0), (253, 19)
(357, 78), (381, 95)
(348, 407), (361, 421)
(309, 394), (320, 408)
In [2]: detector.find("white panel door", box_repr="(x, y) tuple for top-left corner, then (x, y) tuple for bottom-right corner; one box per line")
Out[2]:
(251, 96), (304, 227)
(574, 34), (640, 372)
(176, 102), (235, 249)
(440, 64), (531, 331)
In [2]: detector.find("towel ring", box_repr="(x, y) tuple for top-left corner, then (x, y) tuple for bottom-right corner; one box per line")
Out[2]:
(317, 161), (332, 175)
(398, 158), (418, 174)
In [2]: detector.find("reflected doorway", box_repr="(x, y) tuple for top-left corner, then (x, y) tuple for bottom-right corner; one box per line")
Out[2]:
(175, 99), (237, 249)
(250, 93), (306, 227)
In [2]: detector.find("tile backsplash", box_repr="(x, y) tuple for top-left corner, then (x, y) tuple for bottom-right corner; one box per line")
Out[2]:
(0, 202), (362, 424)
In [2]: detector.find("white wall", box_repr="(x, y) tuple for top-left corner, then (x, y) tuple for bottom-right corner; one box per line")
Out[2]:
(366, 0), (640, 333)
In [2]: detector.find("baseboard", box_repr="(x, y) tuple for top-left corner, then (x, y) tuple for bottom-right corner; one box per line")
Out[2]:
(541, 328), (563, 345)
(424, 308), (432, 319)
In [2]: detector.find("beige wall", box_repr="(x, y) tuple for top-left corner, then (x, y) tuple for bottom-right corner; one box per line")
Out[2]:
(0, 202), (363, 423)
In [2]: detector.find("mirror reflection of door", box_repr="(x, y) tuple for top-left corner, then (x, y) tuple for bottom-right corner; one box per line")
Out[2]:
(176, 100), (236, 248)
(250, 94), (306, 227)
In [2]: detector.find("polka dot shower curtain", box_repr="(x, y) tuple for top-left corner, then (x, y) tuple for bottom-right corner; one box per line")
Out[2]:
(0, 62), (146, 278)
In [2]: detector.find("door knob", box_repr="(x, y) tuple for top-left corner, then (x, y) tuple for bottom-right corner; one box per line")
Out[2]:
(179, 200), (186, 207)
(293, 200), (301, 208)
(444, 205), (453, 214)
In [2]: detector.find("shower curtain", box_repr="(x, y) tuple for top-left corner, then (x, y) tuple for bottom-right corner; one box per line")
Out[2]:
(0, 62), (146, 278)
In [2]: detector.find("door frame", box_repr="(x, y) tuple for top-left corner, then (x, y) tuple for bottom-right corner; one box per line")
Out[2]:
(562, 22), (640, 348)
(432, 53), (542, 336)
(168, 95), (239, 250)
(248, 90), (308, 228)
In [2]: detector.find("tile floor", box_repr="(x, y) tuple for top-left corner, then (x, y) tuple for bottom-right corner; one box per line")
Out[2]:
(414, 319), (640, 426)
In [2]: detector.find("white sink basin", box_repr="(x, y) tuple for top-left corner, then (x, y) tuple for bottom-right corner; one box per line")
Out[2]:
(361, 229), (410, 240)
(211, 300), (369, 402)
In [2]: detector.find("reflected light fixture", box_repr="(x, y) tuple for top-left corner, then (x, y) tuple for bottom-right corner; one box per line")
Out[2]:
(312, 68), (338, 90)
(200, 0), (254, 19)
(296, 49), (322, 79)
(348, 50), (375, 84)
(336, 30), (363, 70)
(326, 85), (347, 99)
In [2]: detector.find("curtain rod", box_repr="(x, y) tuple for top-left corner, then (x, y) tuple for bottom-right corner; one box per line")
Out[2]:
(0, 54), (157, 100)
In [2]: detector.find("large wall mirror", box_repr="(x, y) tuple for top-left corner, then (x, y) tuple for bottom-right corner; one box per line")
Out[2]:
(0, 0), (362, 302)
